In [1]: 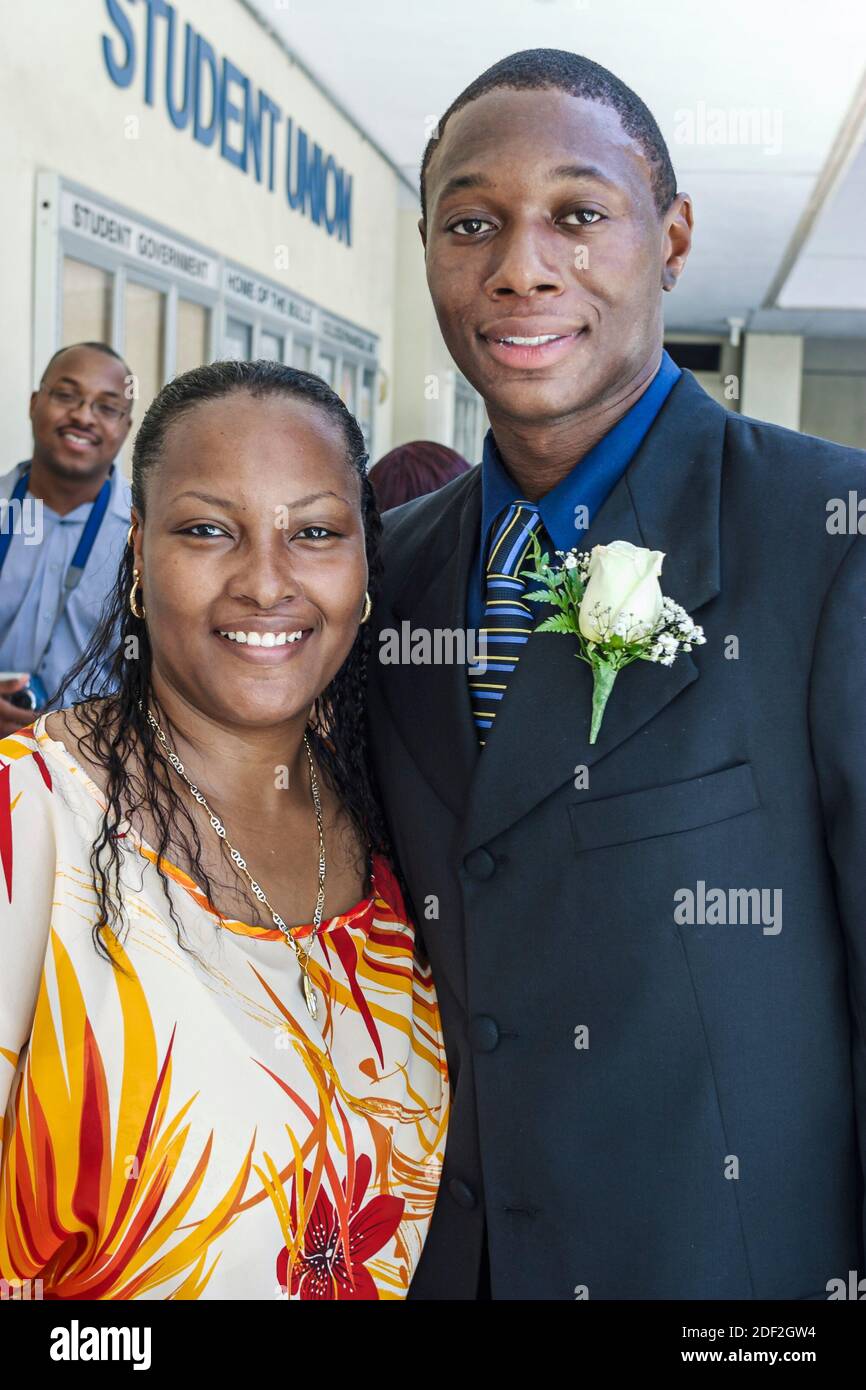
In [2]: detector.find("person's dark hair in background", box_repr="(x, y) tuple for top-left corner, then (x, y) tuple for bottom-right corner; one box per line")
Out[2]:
(368, 440), (471, 511)
(39, 341), (129, 381)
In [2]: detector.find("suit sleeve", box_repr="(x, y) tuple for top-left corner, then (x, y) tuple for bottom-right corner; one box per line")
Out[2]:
(0, 737), (56, 1148)
(808, 533), (866, 1250)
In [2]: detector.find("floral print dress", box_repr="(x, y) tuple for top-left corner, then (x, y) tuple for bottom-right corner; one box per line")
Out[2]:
(0, 716), (448, 1300)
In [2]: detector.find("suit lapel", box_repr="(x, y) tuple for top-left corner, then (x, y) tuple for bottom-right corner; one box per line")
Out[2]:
(378, 471), (482, 820)
(375, 370), (727, 850)
(460, 370), (727, 851)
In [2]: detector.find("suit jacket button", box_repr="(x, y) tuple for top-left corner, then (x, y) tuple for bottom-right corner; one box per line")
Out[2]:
(470, 1015), (500, 1052)
(448, 1179), (477, 1209)
(463, 848), (496, 880)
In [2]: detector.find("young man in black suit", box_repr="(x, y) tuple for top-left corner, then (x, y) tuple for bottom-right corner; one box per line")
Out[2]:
(366, 49), (866, 1299)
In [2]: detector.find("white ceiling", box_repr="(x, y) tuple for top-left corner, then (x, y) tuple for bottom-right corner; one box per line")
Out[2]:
(248, 0), (866, 338)
(777, 137), (866, 312)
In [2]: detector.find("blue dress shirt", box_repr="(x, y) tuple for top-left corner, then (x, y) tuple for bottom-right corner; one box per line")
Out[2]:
(467, 350), (682, 632)
(0, 459), (132, 706)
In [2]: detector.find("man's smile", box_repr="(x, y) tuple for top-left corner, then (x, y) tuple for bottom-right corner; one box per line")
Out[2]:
(478, 319), (589, 369)
(57, 426), (101, 453)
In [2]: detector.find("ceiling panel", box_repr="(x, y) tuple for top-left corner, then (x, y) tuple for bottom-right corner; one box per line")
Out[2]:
(247, 0), (866, 336)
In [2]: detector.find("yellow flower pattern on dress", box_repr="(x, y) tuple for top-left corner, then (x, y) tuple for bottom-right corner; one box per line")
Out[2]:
(0, 718), (448, 1300)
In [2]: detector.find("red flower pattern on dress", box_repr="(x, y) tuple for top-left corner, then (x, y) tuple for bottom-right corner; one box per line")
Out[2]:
(276, 1154), (404, 1300)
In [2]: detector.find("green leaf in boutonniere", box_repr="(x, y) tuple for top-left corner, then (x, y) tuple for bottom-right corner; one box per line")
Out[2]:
(534, 614), (577, 634)
(587, 654), (618, 745)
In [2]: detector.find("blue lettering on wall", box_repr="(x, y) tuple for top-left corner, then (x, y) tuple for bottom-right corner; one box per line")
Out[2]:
(286, 119), (307, 211)
(192, 33), (221, 147)
(100, 0), (354, 244)
(220, 57), (248, 171)
(142, 0), (170, 107)
(258, 94), (282, 192)
(101, 0), (135, 87)
(165, 10), (195, 130)
(323, 155), (338, 236)
(285, 120), (352, 246)
(308, 142), (324, 227)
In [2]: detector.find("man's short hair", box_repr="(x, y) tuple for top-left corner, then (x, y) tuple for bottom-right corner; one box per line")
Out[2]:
(40, 341), (130, 385)
(420, 48), (677, 221)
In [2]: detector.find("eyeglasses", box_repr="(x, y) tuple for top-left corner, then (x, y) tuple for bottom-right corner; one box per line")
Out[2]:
(40, 386), (129, 424)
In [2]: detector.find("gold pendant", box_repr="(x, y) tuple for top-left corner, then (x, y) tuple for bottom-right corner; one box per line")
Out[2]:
(302, 970), (318, 1020)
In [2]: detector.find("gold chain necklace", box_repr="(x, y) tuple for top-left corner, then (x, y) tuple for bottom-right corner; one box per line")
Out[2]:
(141, 703), (325, 1020)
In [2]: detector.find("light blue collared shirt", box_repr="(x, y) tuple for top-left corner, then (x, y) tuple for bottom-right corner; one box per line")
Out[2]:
(467, 350), (682, 631)
(0, 459), (132, 706)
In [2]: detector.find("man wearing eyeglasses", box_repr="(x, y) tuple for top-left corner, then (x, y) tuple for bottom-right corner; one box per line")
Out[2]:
(0, 341), (134, 736)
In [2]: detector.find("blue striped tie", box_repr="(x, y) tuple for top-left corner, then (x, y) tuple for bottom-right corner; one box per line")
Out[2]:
(469, 500), (549, 747)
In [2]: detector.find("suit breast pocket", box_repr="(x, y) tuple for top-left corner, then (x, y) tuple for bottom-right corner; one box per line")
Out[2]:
(568, 762), (760, 853)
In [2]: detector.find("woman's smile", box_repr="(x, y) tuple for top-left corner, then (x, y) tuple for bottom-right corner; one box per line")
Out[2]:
(214, 624), (316, 662)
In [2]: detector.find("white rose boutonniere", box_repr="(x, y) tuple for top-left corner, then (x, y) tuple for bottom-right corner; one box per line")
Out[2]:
(578, 540), (665, 642)
(522, 536), (707, 744)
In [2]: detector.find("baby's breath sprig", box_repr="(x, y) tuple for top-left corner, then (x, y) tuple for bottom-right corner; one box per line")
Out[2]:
(521, 533), (706, 743)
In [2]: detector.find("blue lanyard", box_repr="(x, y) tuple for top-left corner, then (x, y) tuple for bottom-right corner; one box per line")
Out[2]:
(0, 466), (113, 582)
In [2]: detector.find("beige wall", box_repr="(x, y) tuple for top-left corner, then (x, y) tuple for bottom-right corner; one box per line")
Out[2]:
(666, 331), (866, 447)
(0, 0), (446, 462)
(390, 199), (458, 453)
(663, 333), (742, 410)
(801, 338), (866, 449)
(740, 333), (804, 430)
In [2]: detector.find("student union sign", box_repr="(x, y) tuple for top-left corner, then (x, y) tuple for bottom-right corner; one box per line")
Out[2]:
(101, 0), (354, 245)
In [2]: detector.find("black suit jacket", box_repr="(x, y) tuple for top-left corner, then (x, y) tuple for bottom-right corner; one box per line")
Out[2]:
(366, 369), (866, 1299)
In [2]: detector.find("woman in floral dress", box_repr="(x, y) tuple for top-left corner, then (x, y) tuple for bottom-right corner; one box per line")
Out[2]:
(0, 360), (448, 1300)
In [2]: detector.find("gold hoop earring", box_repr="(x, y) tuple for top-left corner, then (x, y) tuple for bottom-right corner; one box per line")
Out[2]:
(361, 591), (372, 624)
(129, 569), (146, 620)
